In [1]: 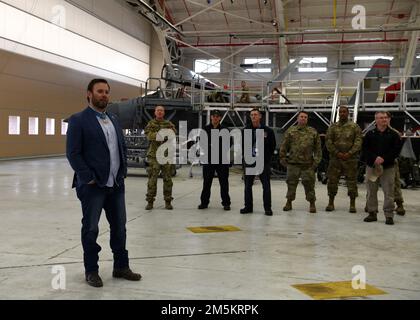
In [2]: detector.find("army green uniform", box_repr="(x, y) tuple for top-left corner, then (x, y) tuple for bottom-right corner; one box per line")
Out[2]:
(325, 120), (363, 198)
(394, 159), (403, 202)
(279, 125), (322, 202)
(239, 85), (250, 103)
(387, 126), (404, 203)
(145, 119), (176, 203)
(389, 126), (405, 215)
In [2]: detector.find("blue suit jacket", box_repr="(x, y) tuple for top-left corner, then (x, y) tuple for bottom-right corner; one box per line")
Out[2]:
(66, 107), (127, 188)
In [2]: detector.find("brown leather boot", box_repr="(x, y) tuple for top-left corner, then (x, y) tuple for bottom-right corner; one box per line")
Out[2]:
(283, 199), (293, 211)
(349, 197), (357, 213)
(309, 201), (317, 213)
(145, 201), (153, 210)
(395, 200), (406, 216)
(112, 268), (142, 281)
(325, 196), (335, 212)
(165, 201), (173, 210)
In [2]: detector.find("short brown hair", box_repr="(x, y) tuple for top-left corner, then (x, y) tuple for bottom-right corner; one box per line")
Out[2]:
(87, 79), (110, 102)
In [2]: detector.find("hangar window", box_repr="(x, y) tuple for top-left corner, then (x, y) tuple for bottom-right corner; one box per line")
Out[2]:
(194, 59), (221, 73)
(298, 67), (328, 72)
(61, 120), (68, 135)
(8, 116), (20, 135)
(290, 57), (328, 72)
(354, 56), (393, 61)
(28, 117), (39, 135)
(353, 56), (393, 71)
(244, 58), (272, 73)
(46, 118), (55, 135)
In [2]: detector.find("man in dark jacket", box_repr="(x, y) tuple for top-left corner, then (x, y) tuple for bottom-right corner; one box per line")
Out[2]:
(66, 79), (141, 287)
(198, 110), (231, 210)
(362, 111), (402, 225)
(240, 108), (276, 216)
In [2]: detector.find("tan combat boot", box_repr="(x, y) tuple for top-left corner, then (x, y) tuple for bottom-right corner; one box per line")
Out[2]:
(325, 197), (335, 212)
(283, 199), (293, 211)
(349, 197), (357, 213)
(145, 201), (153, 210)
(395, 200), (406, 216)
(165, 201), (173, 210)
(309, 201), (317, 213)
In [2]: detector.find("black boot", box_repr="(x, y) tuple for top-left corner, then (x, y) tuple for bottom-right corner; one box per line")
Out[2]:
(385, 217), (394, 225)
(240, 207), (253, 214)
(85, 272), (103, 288)
(364, 212), (377, 222)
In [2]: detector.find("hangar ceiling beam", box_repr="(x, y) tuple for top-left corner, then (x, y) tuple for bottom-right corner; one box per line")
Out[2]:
(174, 0), (227, 27)
(166, 34), (268, 81)
(183, 0), (274, 29)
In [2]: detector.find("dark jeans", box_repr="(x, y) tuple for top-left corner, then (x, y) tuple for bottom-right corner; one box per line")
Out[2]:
(244, 164), (271, 210)
(76, 183), (129, 273)
(200, 164), (231, 206)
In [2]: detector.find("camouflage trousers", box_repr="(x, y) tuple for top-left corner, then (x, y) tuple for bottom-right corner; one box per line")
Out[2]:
(327, 159), (358, 198)
(146, 158), (173, 202)
(286, 164), (316, 202)
(394, 160), (403, 203)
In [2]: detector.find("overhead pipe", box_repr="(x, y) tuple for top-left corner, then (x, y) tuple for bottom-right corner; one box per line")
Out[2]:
(178, 38), (411, 48)
(177, 26), (420, 38)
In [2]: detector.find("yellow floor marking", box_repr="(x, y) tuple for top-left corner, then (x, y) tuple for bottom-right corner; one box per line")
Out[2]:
(292, 281), (387, 300)
(187, 225), (242, 233)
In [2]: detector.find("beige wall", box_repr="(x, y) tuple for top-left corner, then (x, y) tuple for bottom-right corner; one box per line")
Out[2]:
(0, 50), (140, 159)
(148, 29), (165, 91)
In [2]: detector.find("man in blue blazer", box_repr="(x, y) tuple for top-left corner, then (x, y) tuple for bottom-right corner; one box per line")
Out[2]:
(66, 79), (141, 287)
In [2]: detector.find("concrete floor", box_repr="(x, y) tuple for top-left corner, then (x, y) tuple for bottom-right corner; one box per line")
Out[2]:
(0, 157), (419, 300)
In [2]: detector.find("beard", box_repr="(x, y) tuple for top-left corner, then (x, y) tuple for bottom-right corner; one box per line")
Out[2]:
(91, 96), (108, 110)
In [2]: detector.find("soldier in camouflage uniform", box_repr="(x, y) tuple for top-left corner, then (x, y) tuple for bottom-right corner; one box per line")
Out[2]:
(386, 112), (405, 215)
(239, 81), (250, 103)
(144, 105), (177, 210)
(279, 111), (322, 213)
(393, 160), (405, 215)
(325, 106), (363, 213)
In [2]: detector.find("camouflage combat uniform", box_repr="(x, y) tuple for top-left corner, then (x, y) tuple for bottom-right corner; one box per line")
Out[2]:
(325, 120), (363, 198)
(145, 119), (176, 203)
(279, 125), (322, 202)
(388, 126), (404, 203)
(239, 85), (250, 103)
